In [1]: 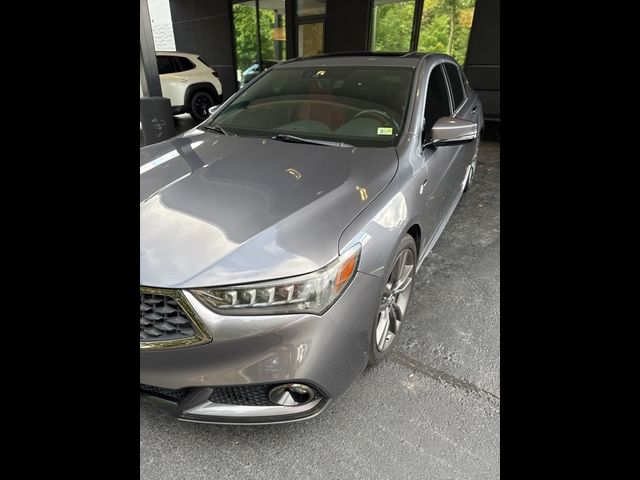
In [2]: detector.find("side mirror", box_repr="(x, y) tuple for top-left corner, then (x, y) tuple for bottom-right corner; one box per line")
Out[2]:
(208, 105), (219, 116)
(424, 117), (477, 148)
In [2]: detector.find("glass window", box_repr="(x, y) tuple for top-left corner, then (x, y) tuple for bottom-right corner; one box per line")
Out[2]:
(370, 0), (416, 52)
(197, 56), (213, 68)
(156, 56), (175, 75)
(424, 65), (451, 137)
(258, 1), (287, 63)
(298, 22), (324, 56)
(233, 0), (287, 87)
(174, 56), (195, 72)
(444, 63), (465, 110)
(212, 66), (415, 148)
(417, 0), (476, 66)
(297, 0), (326, 16)
(233, 1), (259, 82)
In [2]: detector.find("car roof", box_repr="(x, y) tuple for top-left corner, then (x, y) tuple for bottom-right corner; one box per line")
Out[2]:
(155, 51), (198, 58)
(278, 52), (434, 69)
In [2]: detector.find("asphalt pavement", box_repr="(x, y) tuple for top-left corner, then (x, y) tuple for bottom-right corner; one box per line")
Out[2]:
(140, 119), (500, 479)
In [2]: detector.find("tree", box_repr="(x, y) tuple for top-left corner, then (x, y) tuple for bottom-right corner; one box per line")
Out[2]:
(372, 1), (415, 52)
(371, 0), (475, 65)
(232, 1), (477, 74)
(420, 0), (475, 64)
(232, 3), (284, 74)
(232, 3), (258, 72)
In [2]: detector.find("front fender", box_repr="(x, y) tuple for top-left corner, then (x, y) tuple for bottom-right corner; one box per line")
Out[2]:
(338, 141), (425, 283)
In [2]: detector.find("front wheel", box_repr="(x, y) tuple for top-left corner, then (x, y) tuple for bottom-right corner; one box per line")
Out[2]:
(464, 138), (480, 192)
(368, 235), (417, 366)
(189, 90), (216, 122)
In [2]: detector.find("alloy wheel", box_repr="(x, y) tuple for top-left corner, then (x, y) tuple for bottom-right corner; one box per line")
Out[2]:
(194, 93), (213, 119)
(375, 248), (415, 352)
(466, 139), (480, 190)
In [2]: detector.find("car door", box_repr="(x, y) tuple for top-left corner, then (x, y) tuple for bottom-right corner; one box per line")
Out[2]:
(443, 61), (478, 188)
(418, 63), (457, 246)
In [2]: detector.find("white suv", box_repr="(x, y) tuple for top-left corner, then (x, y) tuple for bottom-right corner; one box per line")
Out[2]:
(151, 52), (223, 122)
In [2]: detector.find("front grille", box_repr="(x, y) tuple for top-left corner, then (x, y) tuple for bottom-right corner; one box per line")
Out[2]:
(210, 385), (273, 406)
(140, 384), (189, 402)
(140, 293), (196, 342)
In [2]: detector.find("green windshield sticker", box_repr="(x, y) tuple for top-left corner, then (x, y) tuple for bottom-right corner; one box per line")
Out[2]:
(377, 127), (393, 136)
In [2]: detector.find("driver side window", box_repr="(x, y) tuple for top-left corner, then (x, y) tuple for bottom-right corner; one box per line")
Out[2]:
(423, 65), (451, 141)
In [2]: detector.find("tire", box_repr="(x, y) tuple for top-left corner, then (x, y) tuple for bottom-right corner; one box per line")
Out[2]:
(188, 90), (216, 122)
(368, 234), (417, 366)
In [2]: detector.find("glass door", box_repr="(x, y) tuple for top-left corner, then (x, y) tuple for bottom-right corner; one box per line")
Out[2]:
(232, 1), (259, 86)
(370, 0), (416, 52)
(295, 0), (326, 57)
(232, 0), (287, 88)
(297, 21), (324, 56)
(258, 0), (287, 64)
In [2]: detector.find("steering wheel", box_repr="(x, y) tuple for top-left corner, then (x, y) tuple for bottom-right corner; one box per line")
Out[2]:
(353, 109), (400, 131)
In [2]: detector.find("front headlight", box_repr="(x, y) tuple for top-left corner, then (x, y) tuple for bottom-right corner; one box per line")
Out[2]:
(191, 244), (361, 315)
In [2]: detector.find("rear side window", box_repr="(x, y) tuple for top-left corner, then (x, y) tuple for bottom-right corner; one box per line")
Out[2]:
(444, 63), (465, 111)
(156, 56), (175, 75)
(174, 56), (195, 72)
(424, 65), (451, 135)
(197, 56), (212, 68)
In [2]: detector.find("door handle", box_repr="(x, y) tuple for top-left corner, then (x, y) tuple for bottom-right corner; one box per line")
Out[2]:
(420, 178), (428, 195)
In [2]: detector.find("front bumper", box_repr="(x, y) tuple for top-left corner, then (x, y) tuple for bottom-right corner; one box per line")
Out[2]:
(140, 272), (382, 424)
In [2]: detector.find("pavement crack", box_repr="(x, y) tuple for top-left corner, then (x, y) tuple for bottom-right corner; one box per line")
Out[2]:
(389, 351), (500, 405)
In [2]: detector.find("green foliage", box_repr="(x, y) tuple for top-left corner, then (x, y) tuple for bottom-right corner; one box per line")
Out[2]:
(233, 4), (285, 74)
(233, 4), (258, 72)
(371, 0), (476, 65)
(258, 9), (276, 61)
(372, 1), (415, 52)
(232, 0), (476, 75)
(417, 13), (450, 53)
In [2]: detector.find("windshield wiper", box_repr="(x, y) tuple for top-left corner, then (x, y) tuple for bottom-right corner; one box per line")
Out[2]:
(271, 133), (353, 148)
(205, 124), (230, 135)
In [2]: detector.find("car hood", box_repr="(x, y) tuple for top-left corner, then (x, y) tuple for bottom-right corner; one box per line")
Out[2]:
(140, 130), (398, 288)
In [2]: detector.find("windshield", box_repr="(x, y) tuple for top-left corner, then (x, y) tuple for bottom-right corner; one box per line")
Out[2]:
(210, 66), (415, 148)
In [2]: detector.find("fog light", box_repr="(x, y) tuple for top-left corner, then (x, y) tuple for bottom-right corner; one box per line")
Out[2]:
(268, 383), (316, 406)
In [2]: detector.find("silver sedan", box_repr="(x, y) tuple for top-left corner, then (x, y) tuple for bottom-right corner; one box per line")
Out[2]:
(140, 52), (483, 424)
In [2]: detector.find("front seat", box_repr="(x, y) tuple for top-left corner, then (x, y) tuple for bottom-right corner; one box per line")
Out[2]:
(295, 80), (347, 131)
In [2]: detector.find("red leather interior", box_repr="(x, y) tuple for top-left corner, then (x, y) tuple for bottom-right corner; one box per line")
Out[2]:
(295, 81), (347, 130)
